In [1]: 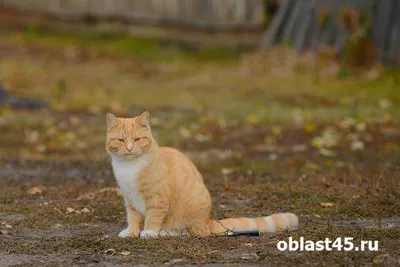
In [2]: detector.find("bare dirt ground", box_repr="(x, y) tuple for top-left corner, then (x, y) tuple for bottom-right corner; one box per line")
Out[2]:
(0, 27), (400, 266)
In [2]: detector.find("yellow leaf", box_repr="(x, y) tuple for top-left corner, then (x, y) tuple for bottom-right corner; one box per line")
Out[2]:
(179, 126), (192, 138)
(246, 115), (259, 124)
(271, 126), (282, 136)
(304, 123), (316, 132)
(26, 186), (43, 195)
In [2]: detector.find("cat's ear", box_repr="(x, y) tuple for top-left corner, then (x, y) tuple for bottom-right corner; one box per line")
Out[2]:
(106, 113), (119, 131)
(138, 111), (150, 128)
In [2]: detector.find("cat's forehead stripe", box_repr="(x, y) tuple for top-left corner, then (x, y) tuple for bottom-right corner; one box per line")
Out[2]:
(119, 117), (140, 136)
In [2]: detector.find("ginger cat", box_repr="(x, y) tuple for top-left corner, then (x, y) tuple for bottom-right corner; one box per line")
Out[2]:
(106, 112), (298, 238)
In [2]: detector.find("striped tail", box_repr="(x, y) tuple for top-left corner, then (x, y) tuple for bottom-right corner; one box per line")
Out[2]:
(208, 213), (298, 235)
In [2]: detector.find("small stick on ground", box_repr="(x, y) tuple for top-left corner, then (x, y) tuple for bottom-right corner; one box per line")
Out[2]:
(77, 187), (121, 201)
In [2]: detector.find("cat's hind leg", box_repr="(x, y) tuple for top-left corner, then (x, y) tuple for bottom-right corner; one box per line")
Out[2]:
(188, 222), (211, 237)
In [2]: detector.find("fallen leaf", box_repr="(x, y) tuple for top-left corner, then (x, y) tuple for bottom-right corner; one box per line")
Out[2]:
(246, 114), (259, 124)
(26, 186), (43, 195)
(320, 202), (334, 207)
(24, 129), (40, 143)
(304, 123), (316, 132)
(251, 144), (277, 152)
(351, 140), (365, 151)
(81, 208), (90, 213)
(346, 133), (359, 142)
(289, 159), (300, 167)
(221, 168), (235, 175)
(339, 117), (355, 129)
(373, 254), (389, 264)
(241, 253), (260, 260)
(292, 144), (307, 152)
(364, 68), (380, 80)
(65, 131), (76, 141)
(269, 153), (278, 161)
(318, 148), (337, 157)
(69, 116), (81, 126)
(298, 174), (307, 182)
(271, 126), (282, 136)
(104, 249), (116, 256)
(224, 184), (233, 192)
(355, 122), (367, 132)
(336, 161), (346, 168)
(119, 251), (131, 256)
(179, 126), (192, 138)
(32, 144), (46, 153)
(66, 207), (75, 213)
(97, 235), (109, 241)
(378, 98), (391, 109)
(311, 137), (324, 148)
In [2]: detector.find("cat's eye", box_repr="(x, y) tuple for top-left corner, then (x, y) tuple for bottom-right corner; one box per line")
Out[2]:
(118, 138), (125, 142)
(134, 137), (141, 142)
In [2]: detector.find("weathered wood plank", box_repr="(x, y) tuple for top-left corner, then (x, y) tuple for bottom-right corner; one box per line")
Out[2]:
(1, 0), (265, 29)
(89, 0), (117, 17)
(387, 0), (400, 64)
(281, 0), (301, 43)
(373, 0), (394, 61)
(293, 0), (315, 51)
(260, 0), (295, 49)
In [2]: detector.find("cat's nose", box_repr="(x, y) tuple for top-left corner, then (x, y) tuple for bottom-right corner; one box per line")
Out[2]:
(126, 142), (133, 151)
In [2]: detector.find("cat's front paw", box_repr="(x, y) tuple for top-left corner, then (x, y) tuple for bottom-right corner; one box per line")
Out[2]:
(118, 228), (133, 238)
(140, 230), (158, 239)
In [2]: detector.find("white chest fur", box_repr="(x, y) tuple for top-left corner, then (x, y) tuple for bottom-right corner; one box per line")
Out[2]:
(112, 156), (149, 216)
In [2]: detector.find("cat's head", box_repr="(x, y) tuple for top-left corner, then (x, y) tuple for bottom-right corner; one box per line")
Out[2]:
(106, 111), (154, 159)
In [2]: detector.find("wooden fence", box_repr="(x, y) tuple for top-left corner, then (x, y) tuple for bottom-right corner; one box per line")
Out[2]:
(0, 0), (265, 30)
(1, 0), (399, 65)
(261, 0), (400, 65)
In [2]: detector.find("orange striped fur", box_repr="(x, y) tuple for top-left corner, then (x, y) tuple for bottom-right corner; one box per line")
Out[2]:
(106, 112), (299, 238)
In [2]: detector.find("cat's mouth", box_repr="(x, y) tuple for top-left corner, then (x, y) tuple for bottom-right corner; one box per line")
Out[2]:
(123, 153), (140, 159)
